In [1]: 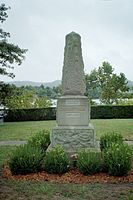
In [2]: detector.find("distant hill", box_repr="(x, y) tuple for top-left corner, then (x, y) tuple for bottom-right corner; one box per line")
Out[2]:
(7, 79), (133, 88)
(8, 80), (61, 88)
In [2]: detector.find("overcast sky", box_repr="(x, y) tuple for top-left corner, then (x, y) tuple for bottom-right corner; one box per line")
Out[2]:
(1, 0), (133, 83)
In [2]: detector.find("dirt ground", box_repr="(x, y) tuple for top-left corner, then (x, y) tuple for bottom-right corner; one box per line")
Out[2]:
(2, 164), (133, 184)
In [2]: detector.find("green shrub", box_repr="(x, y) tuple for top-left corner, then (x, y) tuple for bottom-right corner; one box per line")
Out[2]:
(77, 150), (102, 175)
(28, 129), (50, 152)
(44, 146), (69, 174)
(100, 132), (123, 151)
(9, 144), (44, 175)
(103, 143), (132, 176)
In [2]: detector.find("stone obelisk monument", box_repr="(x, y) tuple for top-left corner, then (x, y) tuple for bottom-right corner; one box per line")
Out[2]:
(50, 32), (96, 153)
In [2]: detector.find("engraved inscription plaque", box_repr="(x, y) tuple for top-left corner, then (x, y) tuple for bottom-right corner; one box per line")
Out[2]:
(66, 113), (80, 118)
(65, 99), (80, 106)
(58, 106), (86, 111)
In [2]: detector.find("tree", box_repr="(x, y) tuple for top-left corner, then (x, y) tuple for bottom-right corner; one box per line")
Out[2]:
(97, 62), (129, 104)
(85, 69), (100, 100)
(0, 4), (27, 107)
(36, 84), (46, 97)
(0, 3), (27, 78)
(0, 82), (12, 106)
(85, 62), (129, 104)
(34, 96), (52, 108)
(45, 86), (56, 99)
(5, 86), (52, 109)
(52, 85), (62, 97)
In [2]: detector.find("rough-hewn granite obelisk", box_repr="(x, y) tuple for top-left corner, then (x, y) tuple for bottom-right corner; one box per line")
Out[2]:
(50, 32), (96, 153)
(62, 32), (86, 96)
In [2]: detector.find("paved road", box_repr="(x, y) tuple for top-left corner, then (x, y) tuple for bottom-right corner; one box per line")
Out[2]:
(0, 140), (132, 146)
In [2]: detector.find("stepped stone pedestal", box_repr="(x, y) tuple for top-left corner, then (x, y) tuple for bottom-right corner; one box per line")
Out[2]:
(50, 95), (96, 153)
(49, 32), (96, 153)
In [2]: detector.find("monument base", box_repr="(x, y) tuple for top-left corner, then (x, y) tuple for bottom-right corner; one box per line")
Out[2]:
(57, 95), (90, 126)
(48, 124), (96, 153)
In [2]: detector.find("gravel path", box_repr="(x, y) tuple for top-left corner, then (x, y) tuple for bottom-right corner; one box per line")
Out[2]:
(0, 141), (27, 146)
(0, 140), (132, 146)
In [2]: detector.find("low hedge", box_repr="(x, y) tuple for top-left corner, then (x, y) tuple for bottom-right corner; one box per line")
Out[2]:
(3, 107), (56, 122)
(91, 105), (133, 119)
(2, 105), (133, 122)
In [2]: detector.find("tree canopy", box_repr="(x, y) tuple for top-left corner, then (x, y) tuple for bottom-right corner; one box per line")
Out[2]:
(0, 3), (27, 78)
(85, 62), (129, 104)
(5, 85), (52, 109)
(0, 4), (27, 107)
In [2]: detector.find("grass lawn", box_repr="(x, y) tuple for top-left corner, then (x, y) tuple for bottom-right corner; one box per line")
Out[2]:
(0, 120), (56, 141)
(0, 177), (133, 200)
(93, 119), (133, 140)
(0, 146), (17, 167)
(0, 119), (133, 141)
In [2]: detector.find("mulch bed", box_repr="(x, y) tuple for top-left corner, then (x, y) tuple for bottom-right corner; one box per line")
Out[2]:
(2, 165), (133, 184)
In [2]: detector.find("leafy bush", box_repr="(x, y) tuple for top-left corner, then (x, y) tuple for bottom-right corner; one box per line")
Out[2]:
(77, 150), (102, 175)
(9, 144), (44, 175)
(44, 146), (69, 174)
(28, 129), (50, 152)
(103, 143), (132, 176)
(100, 132), (123, 151)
